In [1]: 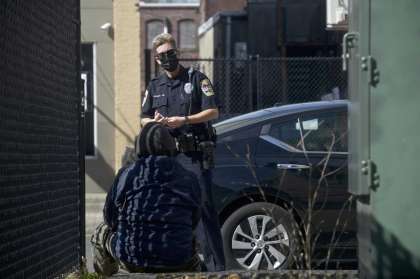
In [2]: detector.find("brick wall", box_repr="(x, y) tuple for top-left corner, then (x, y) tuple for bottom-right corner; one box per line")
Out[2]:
(0, 0), (82, 276)
(113, 0), (141, 171)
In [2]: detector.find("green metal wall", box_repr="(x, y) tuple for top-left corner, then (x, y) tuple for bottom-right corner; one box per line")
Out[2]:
(348, 0), (420, 277)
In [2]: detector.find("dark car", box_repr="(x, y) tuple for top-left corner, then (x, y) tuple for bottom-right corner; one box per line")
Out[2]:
(212, 100), (356, 271)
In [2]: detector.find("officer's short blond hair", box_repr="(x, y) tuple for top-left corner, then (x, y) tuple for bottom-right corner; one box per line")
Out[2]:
(152, 33), (177, 52)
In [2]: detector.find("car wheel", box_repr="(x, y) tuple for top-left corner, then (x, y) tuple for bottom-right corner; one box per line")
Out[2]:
(221, 202), (300, 271)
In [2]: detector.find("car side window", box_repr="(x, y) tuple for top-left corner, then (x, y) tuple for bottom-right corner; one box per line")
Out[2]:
(268, 119), (302, 148)
(269, 111), (347, 152)
(218, 126), (261, 154)
(219, 126), (260, 143)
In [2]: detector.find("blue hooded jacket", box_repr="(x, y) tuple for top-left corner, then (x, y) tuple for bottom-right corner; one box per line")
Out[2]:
(103, 155), (201, 267)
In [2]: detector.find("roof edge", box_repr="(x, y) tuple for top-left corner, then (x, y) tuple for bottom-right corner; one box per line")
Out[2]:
(198, 10), (247, 37)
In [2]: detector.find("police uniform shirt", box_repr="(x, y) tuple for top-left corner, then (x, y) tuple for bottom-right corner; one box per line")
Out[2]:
(141, 65), (219, 133)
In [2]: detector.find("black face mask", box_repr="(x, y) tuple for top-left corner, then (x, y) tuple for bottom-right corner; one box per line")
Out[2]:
(157, 49), (179, 72)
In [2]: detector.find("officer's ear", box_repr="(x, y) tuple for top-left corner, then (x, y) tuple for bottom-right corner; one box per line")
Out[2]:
(154, 52), (161, 64)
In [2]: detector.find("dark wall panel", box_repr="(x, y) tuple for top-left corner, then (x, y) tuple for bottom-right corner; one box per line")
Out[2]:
(247, 0), (280, 56)
(281, 0), (327, 45)
(0, 1), (82, 278)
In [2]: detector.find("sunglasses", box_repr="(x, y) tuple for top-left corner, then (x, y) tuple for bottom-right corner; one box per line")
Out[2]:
(155, 49), (177, 60)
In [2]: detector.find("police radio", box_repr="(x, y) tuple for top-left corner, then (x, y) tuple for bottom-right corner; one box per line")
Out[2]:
(176, 130), (216, 170)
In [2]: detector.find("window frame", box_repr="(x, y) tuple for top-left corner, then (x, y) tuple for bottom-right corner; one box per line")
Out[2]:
(178, 19), (198, 50)
(146, 19), (166, 49)
(81, 42), (98, 159)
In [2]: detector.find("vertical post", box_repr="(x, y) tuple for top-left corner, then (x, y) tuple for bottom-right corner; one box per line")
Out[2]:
(225, 16), (232, 114)
(280, 46), (288, 103)
(248, 56), (253, 112)
(255, 54), (261, 109)
(249, 55), (259, 111)
(144, 49), (151, 89)
(75, 0), (86, 262)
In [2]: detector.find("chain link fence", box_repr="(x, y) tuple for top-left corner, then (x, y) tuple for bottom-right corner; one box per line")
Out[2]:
(177, 57), (347, 120)
(0, 1), (82, 278)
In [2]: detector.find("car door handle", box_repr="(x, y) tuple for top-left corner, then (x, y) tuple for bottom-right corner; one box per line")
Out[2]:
(276, 163), (310, 170)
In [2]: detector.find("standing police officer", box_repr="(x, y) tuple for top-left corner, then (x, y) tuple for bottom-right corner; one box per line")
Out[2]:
(141, 33), (225, 271)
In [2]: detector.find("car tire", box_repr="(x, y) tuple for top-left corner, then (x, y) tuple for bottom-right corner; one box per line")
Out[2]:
(221, 202), (301, 271)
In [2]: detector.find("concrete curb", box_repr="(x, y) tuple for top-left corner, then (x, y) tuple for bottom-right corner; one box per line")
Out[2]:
(110, 270), (358, 279)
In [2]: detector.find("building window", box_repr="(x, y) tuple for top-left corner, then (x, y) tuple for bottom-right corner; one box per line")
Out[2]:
(147, 20), (165, 49)
(81, 43), (96, 157)
(178, 20), (197, 49)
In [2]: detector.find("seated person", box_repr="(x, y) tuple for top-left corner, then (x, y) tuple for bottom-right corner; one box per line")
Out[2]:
(91, 122), (202, 276)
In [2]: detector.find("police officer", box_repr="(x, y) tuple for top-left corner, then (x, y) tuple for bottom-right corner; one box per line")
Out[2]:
(141, 33), (225, 271)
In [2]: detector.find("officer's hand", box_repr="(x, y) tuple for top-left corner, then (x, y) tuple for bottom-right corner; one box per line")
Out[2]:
(167, 116), (185, 128)
(154, 111), (168, 125)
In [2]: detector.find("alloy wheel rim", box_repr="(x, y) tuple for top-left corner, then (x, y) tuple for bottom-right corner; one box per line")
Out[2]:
(231, 214), (290, 270)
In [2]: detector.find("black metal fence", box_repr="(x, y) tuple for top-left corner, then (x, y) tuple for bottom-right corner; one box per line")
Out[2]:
(0, 1), (82, 278)
(183, 57), (346, 118)
(147, 56), (347, 120)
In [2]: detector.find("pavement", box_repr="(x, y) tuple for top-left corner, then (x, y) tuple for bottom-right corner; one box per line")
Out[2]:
(85, 193), (107, 272)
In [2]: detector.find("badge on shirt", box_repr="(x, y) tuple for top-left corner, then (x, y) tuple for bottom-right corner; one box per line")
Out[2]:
(200, 79), (214, 96)
(184, 83), (193, 94)
(142, 90), (149, 107)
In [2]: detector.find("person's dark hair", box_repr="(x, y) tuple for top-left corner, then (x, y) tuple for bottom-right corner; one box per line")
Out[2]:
(135, 122), (177, 157)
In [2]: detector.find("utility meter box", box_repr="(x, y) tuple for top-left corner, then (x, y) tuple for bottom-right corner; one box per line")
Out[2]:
(346, 0), (420, 277)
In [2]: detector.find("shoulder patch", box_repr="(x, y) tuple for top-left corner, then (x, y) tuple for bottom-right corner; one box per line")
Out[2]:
(200, 79), (214, 97)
